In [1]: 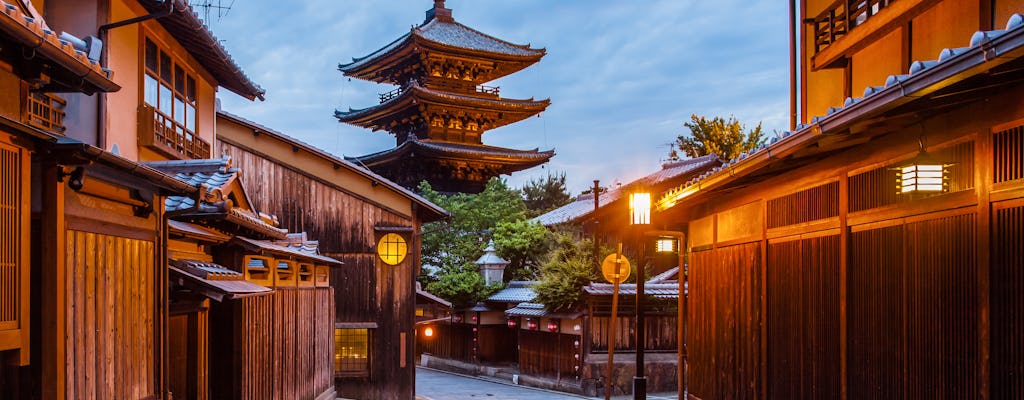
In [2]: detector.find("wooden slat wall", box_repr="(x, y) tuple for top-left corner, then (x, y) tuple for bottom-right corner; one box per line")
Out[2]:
(314, 288), (335, 397)
(275, 289), (297, 399)
(240, 294), (274, 400)
(766, 182), (839, 228)
(849, 213), (977, 399)
(688, 242), (762, 400)
(0, 143), (19, 331)
(478, 325), (517, 363)
(65, 230), (156, 399)
(418, 323), (473, 362)
(993, 125), (1023, 183)
(849, 141), (975, 212)
(766, 235), (841, 399)
(589, 315), (677, 352)
(518, 331), (578, 378)
(992, 202), (1023, 399)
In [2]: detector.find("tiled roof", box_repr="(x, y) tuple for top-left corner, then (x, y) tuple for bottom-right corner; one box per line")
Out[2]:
(0, 1), (118, 94)
(487, 281), (537, 303)
(169, 264), (271, 300)
(339, 7), (543, 73)
(416, 282), (452, 308)
(505, 302), (584, 319)
(168, 220), (230, 243)
(534, 155), (718, 226)
(138, 0), (264, 100)
(232, 236), (343, 266)
(349, 136), (554, 166)
(217, 110), (450, 222)
(658, 13), (1024, 210)
(583, 282), (679, 299)
(335, 82), (550, 126)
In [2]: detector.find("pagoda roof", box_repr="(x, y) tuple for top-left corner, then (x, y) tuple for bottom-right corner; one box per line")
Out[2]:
(335, 82), (549, 131)
(347, 137), (554, 170)
(339, 5), (544, 83)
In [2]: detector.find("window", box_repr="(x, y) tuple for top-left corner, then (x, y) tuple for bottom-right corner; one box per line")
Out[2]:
(145, 38), (197, 134)
(376, 233), (407, 266)
(334, 328), (370, 377)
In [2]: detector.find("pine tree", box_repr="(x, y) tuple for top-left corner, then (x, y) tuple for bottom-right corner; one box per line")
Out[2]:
(670, 114), (766, 161)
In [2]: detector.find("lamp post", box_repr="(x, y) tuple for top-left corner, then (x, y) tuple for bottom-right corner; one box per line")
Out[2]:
(629, 191), (651, 400)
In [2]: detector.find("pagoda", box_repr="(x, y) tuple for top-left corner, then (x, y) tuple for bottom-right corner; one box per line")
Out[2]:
(337, 0), (554, 193)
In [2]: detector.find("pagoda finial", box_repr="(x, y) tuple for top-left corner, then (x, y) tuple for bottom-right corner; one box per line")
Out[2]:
(425, 0), (452, 22)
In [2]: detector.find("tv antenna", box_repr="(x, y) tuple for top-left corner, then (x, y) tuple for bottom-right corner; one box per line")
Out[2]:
(192, 0), (234, 23)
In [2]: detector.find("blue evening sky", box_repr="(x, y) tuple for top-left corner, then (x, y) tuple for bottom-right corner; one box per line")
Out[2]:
(212, 0), (791, 195)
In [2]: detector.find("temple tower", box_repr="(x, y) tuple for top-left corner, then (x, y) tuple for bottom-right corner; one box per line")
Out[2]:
(337, 0), (554, 193)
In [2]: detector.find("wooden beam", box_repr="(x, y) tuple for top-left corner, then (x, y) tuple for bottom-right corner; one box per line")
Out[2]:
(40, 163), (66, 400)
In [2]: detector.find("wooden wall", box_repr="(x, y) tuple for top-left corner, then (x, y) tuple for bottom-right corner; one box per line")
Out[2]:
(589, 315), (678, 353)
(64, 230), (157, 399)
(219, 139), (420, 400)
(210, 287), (335, 400)
(518, 331), (578, 379)
(418, 322), (473, 362)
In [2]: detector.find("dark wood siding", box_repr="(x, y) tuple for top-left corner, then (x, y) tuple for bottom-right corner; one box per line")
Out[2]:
(766, 234), (841, 399)
(849, 213), (977, 399)
(519, 331), (579, 379)
(992, 201), (1024, 399)
(688, 242), (762, 400)
(766, 182), (839, 228)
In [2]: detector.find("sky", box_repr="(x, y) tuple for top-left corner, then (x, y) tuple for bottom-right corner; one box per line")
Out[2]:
(209, 0), (791, 195)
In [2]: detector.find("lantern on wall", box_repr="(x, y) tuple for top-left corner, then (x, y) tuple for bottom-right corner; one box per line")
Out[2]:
(423, 326), (434, 338)
(471, 314), (478, 323)
(526, 318), (538, 330)
(655, 237), (676, 252)
(453, 313), (463, 323)
(507, 317), (517, 329)
(547, 319), (560, 332)
(629, 192), (651, 225)
(896, 143), (949, 194)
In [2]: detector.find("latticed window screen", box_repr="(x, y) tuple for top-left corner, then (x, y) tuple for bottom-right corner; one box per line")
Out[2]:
(334, 328), (369, 376)
(0, 144), (20, 328)
(377, 233), (407, 265)
(994, 124), (1023, 183)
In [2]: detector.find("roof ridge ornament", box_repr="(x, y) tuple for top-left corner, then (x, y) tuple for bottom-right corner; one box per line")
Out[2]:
(425, 0), (452, 23)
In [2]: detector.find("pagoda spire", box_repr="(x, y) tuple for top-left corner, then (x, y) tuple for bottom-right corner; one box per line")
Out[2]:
(426, 0), (452, 22)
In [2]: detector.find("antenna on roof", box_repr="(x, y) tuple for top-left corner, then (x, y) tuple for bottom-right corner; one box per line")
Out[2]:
(193, 0), (234, 24)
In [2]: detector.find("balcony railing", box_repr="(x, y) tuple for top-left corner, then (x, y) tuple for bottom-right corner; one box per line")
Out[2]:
(813, 0), (893, 53)
(379, 87), (404, 103)
(25, 91), (66, 134)
(138, 104), (210, 160)
(379, 82), (502, 103)
(476, 85), (500, 96)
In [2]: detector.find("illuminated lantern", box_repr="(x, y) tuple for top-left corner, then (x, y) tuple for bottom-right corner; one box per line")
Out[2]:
(573, 323), (581, 332)
(655, 238), (676, 252)
(507, 318), (517, 329)
(629, 192), (651, 225)
(423, 326), (434, 338)
(573, 340), (580, 348)
(896, 146), (949, 194)
(547, 319), (559, 332)
(526, 319), (538, 330)
(471, 314), (478, 323)
(453, 314), (463, 323)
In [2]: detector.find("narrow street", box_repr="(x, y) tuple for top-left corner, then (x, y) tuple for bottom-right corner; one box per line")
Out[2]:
(415, 367), (678, 400)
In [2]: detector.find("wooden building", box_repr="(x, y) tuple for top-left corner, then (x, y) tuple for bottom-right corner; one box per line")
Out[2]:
(0, 0), (259, 398)
(648, 1), (1024, 398)
(337, 0), (553, 193)
(216, 110), (449, 400)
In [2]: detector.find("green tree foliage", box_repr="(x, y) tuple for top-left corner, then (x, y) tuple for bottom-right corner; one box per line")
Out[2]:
(424, 267), (502, 307)
(533, 233), (601, 312)
(492, 219), (553, 280)
(670, 114), (766, 161)
(521, 172), (572, 217)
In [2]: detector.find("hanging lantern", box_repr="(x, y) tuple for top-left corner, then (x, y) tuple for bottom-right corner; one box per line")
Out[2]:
(655, 238), (676, 252)
(453, 314), (463, 323)
(526, 318), (538, 330)
(507, 317), (517, 329)
(573, 339), (580, 349)
(547, 319), (560, 332)
(423, 326), (434, 338)
(471, 314), (478, 323)
(896, 145), (949, 195)
(573, 323), (581, 332)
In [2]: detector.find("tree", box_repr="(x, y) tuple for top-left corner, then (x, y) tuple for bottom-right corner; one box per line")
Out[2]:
(521, 172), (572, 217)
(492, 219), (553, 280)
(532, 233), (601, 311)
(669, 114), (766, 161)
(424, 267), (502, 307)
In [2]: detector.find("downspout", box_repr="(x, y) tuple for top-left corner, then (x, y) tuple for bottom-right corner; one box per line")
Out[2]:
(95, 0), (176, 151)
(789, 0), (798, 130)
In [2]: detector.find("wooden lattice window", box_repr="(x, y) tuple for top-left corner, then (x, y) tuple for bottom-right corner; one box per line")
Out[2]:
(25, 91), (66, 134)
(994, 125), (1024, 183)
(849, 140), (974, 212)
(335, 328), (370, 377)
(0, 143), (23, 332)
(767, 181), (840, 228)
(141, 38), (208, 159)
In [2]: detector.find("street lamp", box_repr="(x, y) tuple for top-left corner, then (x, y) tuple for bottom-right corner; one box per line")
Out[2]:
(629, 191), (650, 400)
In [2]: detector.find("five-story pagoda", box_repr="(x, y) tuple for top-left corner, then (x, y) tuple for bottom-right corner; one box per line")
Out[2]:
(337, 0), (554, 193)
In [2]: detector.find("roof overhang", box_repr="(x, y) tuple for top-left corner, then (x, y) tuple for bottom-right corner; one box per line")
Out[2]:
(169, 265), (271, 301)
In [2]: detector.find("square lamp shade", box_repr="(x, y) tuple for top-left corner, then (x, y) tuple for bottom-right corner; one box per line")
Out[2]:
(655, 238), (676, 252)
(897, 152), (948, 194)
(629, 192), (651, 225)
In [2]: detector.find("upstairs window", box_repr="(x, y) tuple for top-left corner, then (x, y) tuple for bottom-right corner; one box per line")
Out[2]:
(144, 38), (197, 136)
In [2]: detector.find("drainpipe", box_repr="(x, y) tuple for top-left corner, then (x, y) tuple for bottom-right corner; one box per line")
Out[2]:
(789, 0), (798, 130)
(95, 0), (176, 151)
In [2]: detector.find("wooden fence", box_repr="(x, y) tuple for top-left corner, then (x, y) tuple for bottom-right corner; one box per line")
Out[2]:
(519, 331), (579, 379)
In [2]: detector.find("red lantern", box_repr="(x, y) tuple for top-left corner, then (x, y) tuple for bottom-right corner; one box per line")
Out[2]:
(453, 314), (463, 323)
(547, 319), (559, 332)
(526, 319), (538, 330)
(507, 318), (517, 329)
(471, 314), (478, 323)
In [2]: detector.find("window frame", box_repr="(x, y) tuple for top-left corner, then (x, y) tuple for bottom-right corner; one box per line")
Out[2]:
(142, 35), (199, 140)
(334, 326), (373, 378)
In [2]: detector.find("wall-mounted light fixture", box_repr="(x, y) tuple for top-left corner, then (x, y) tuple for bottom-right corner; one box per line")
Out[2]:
(507, 317), (517, 329)
(655, 237), (676, 253)
(897, 138), (949, 194)
(547, 319), (560, 333)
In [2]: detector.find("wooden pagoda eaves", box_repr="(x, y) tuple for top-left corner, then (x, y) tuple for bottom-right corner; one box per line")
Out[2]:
(338, 1), (545, 85)
(335, 82), (550, 138)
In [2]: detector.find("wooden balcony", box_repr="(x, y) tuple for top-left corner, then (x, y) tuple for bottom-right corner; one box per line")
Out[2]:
(25, 91), (66, 134)
(138, 104), (210, 160)
(813, 0), (893, 54)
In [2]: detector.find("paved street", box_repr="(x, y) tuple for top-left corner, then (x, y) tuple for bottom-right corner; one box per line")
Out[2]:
(415, 367), (678, 400)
